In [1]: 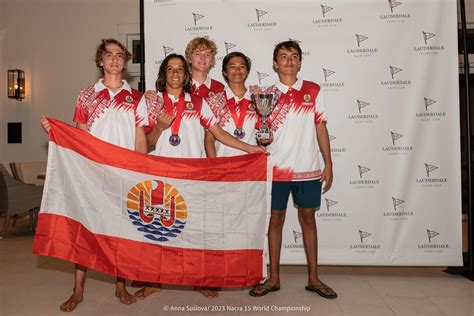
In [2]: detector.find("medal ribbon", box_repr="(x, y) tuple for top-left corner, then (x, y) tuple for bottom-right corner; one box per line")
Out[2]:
(162, 92), (186, 136)
(229, 97), (250, 130)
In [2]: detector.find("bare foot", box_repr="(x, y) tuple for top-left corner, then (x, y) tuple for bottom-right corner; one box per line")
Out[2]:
(115, 286), (137, 305)
(59, 293), (83, 312)
(134, 283), (162, 300)
(195, 287), (219, 299)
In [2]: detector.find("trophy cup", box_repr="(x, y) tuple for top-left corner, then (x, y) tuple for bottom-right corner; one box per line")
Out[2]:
(252, 93), (275, 141)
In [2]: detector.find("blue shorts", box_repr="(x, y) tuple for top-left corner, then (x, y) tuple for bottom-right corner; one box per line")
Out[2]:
(271, 180), (322, 210)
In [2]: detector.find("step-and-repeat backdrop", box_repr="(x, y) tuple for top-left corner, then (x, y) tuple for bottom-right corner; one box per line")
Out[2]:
(144, 0), (462, 266)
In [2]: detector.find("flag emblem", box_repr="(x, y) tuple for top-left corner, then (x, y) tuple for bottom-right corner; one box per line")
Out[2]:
(127, 180), (188, 242)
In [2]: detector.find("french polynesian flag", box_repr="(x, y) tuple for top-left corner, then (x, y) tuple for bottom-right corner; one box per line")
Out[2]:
(33, 119), (270, 287)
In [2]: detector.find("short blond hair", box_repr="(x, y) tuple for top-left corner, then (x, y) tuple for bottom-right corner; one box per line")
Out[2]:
(185, 36), (218, 68)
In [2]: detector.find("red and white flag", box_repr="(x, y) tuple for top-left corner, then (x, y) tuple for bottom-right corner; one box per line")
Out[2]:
(33, 119), (270, 287)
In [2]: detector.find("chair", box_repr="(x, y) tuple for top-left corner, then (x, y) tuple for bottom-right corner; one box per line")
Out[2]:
(9, 161), (46, 186)
(0, 163), (43, 238)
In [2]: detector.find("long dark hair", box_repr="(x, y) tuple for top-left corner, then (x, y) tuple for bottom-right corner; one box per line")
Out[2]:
(155, 54), (193, 93)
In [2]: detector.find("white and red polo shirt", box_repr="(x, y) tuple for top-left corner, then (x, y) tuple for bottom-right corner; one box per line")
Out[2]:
(266, 79), (327, 182)
(146, 91), (217, 158)
(192, 76), (225, 100)
(208, 87), (258, 157)
(73, 79), (149, 150)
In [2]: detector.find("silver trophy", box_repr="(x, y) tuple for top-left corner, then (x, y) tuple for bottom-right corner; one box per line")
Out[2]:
(252, 93), (275, 140)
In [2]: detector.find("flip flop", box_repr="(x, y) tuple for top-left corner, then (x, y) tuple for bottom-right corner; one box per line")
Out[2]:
(305, 283), (338, 299)
(249, 283), (280, 297)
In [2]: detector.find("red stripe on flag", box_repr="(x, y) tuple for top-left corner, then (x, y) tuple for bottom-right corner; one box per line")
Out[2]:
(33, 213), (263, 287)
(47, 118), (267, 182)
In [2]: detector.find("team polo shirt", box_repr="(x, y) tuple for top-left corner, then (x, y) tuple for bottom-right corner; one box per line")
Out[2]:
(192, 76), (225, 100)
(72, 79), (149, 150)
(267, 79), (327, 182)
(146, 92), (217, 158)
(208, 87), (258, 157)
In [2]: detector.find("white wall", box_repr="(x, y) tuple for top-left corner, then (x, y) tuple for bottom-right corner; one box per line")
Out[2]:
(0, 0), (139, 167)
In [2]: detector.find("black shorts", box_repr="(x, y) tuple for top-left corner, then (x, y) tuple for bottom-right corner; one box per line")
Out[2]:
(271, 180), (322, 210)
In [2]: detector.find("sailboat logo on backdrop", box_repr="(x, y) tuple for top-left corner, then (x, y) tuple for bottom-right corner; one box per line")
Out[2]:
(349, 165), (380, 188)
(293, 230), (303, 243)
(427, 229), (439, 243)
(389, 66), (402, 79)
(257, 72), (269, 85)
(313, 3), (343, 26)
(162, 46), (174, 57)
(416, 98), (446, 121)
(224, 42), (236, 54)
(418, 229), (449, 251)
(185, 12), (213, 34)
(255, 9), (267, 21)
(380, 0), (409, 22)
(357, 100), (369, 113)
(383, 197), (414, 219)
(383, 131), (414, 154)
(248, 8), (277, 30)
(414, 31), (444, 54)
(416, 163), (447, 187)
(325, 198), (338, 211)
(350, 230), (380, 251)
(321, 68), (344, 90)
(346, 34), (377, 57)
(321, 5), (333, 18)
(192, 13), (204, 25)
(317, 197), (347, 220)
(423, 31), (436, 45)
(359, 230), (371, 243)
(392, 197), (404, 211)
(388, 0), (402, 13)
(356, 34), (368, 47)
(425, 163), (438, 177)
(424, 98), (436, 111)
(358, 165), (370, 179)
(390, 131), (403, 145)
(323, 68), (335, 82)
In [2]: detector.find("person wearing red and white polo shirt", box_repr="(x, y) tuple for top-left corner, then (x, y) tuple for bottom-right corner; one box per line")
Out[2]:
(249, 40), (337, 299)
(134, 53), (266, 300)
(204, 51), (258, 158)
(185, 36), (225, 101)
(40, 38), (148, 312)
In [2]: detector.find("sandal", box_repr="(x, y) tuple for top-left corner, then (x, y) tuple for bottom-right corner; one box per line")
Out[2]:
(249, 283), (280, 297)
(305, 283), (337, 299)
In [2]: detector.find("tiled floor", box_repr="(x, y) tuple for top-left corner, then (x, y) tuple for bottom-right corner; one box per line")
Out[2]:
(0, 219), (473, 316)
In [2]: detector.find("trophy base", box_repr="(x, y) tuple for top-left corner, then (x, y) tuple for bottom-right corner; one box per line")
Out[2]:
(256, 132), (271, 140)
